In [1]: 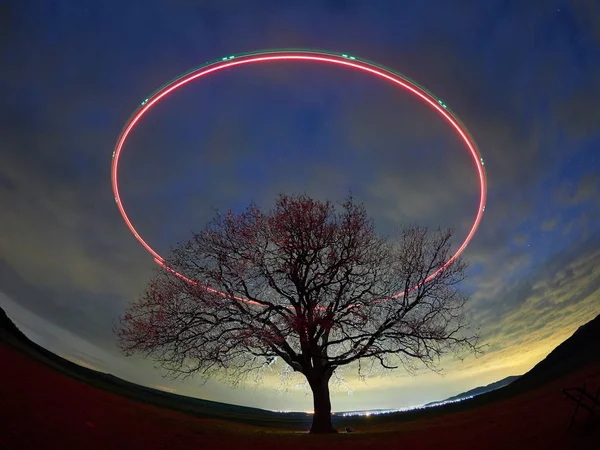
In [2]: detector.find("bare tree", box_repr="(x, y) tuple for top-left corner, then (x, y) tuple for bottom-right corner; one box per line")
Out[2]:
(116, 194), (479, 433)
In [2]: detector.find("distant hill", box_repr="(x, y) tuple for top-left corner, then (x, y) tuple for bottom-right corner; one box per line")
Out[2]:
(509, 313), (600, 392)
(424, 375), (521, 406)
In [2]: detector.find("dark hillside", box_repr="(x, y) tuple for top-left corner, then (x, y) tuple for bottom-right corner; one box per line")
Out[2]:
(509, 313), (600, 392)
(0, 306), (30, 342)
(0, 305), (311, 428)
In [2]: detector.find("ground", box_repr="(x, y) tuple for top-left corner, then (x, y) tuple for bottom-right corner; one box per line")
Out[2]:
(0, 342), (598, 449)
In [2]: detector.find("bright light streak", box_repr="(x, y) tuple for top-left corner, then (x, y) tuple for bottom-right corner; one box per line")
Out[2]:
(112, 49), (487, 303)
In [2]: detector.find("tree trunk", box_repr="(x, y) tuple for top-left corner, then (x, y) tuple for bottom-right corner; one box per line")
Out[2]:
(309, 377), (337, 434)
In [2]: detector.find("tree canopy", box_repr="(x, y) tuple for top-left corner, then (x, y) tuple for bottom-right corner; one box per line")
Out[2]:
(116, 194), (479, 433)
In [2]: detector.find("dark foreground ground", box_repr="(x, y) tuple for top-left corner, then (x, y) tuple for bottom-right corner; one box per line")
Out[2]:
(0, 342), (599, 449)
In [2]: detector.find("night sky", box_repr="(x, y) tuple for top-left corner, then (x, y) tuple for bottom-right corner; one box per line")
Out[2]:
(1, 0), (599, 412)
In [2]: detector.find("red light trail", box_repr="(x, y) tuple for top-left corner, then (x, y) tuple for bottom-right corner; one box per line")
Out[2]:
(111, 49), (487, 303)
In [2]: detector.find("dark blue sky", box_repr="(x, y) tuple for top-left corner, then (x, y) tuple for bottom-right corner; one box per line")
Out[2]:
(1, 0), (599, 411)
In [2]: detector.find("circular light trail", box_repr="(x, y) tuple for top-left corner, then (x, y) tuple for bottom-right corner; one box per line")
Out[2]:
(112, 49), (487, 303)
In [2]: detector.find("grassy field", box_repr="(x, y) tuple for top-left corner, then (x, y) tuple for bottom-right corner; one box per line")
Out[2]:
(1, 339), (599, 449)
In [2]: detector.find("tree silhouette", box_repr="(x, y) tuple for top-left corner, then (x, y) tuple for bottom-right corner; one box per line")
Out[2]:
(116, 194), (479, 433)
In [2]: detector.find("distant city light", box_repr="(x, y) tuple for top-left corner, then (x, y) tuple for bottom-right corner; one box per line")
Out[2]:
(269, 394), (477, 417)
(334, 395), (476, 418)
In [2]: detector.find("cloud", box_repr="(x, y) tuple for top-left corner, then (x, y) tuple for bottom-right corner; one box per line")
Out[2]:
(554, 174), (600, 206)
(571, 0), (600, 45)
(456, 234), (600, 375)
(513, 234), (529, 246)
(540, 217), (559, 232)
(0, 292), (123, 373)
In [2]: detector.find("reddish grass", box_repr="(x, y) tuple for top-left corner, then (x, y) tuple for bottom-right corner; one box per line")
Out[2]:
(0, 342), (598, 449)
